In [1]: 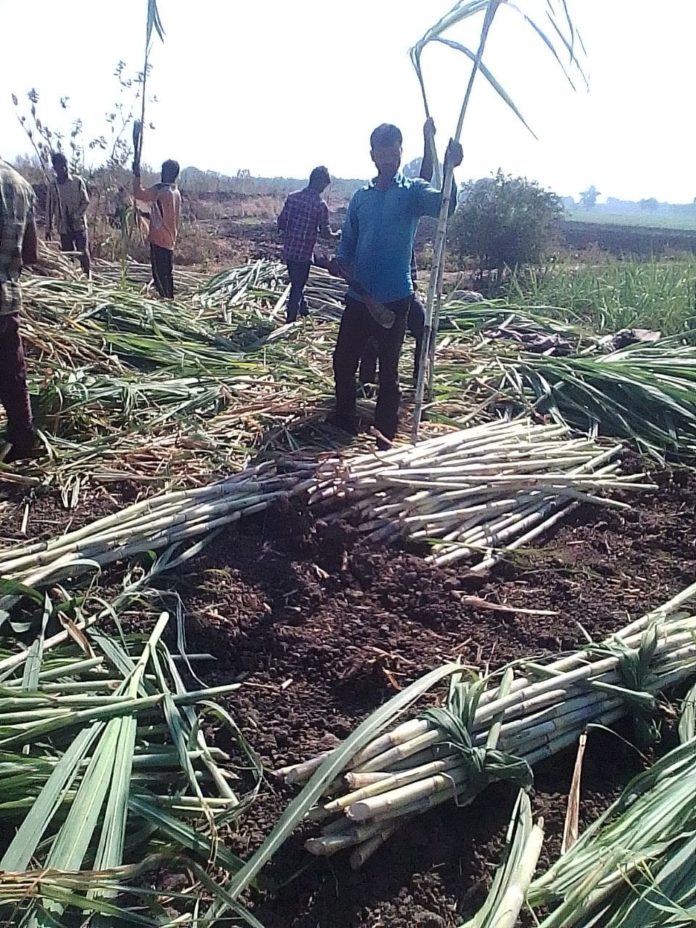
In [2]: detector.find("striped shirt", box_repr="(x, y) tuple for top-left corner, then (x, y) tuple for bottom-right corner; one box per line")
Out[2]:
(0, 161), (35, 315)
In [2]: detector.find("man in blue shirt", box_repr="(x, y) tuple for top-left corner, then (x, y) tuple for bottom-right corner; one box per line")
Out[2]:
(334, 123), (462, 447)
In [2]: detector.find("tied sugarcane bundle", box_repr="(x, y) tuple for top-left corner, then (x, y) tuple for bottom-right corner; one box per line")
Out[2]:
(276, 582), (696, 868)
(303, 418), (653, 570)
(0, 608), (261, 926)
(527, 686), (696, 928)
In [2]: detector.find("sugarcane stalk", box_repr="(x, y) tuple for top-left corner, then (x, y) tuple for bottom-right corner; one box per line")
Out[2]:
(412, 1), (503, 442)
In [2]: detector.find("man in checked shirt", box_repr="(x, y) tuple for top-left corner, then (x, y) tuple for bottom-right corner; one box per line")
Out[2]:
(277, 167), (339, 323)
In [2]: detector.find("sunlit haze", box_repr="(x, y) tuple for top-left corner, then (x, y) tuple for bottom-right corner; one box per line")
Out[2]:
(1, 0), (694, 203)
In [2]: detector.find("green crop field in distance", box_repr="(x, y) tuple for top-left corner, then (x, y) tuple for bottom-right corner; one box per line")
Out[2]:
(566, 210), (696, 232)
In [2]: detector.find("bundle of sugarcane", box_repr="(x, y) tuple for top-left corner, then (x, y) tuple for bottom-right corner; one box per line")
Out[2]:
(494, 340), (696, 459)
(0, 462), (302, 597)
(199, 259), (287, 310)
(303, 265), (348, 319)
(304, 418), (652, 569)
(32, 240), (82, 280)
(274, 582), (696, 868)
(527, 687), (696, 928)
(200, 259), (346, 322)
(0, 607), (257, 925)
(91, 255), (202, 292)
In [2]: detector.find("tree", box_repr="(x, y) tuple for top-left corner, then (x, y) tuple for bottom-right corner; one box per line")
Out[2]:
(579, 185), (600, 208)
(449, 170), (563, 281)
(639, 197), (659, 212)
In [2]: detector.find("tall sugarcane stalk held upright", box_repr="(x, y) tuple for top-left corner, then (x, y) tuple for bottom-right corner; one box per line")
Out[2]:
(132, 0), (165, 177)
(410, 0), (587, 442)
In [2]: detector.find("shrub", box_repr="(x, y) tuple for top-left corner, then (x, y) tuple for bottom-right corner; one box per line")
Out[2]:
(449, 170), (563, 283)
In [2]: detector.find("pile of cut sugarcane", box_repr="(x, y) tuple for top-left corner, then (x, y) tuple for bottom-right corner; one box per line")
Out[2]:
(304, 419), (652, 569)
(0, 463), (304, 599)
(276, 583), (696, 868)
(0, 609), (253, 925)
(1, 421), (648, 597)
(200, 260), (347, 322)
(527, 686), (696, 928)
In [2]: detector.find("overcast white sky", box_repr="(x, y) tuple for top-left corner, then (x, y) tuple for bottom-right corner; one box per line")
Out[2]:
(1, 0), (693, 202)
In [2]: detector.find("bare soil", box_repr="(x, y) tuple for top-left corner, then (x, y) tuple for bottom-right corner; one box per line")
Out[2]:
(1, 466), (694, 926)
(170, 467), (695, 927)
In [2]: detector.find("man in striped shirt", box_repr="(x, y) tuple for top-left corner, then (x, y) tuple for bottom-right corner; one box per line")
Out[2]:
(0, 160), (38, 462)
(47, 153), (91, 276)
(277, 167), (338, 322)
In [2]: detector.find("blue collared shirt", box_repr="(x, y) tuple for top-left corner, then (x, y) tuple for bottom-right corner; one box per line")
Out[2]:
(337, 173), (457, 304)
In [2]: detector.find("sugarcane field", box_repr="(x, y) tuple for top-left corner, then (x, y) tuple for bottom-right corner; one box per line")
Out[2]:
(2, 1), (696, 926)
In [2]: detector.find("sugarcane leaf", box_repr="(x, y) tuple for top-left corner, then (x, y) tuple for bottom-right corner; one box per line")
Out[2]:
(506, 2), (584, 89)
(43, 719), (119, 874)
(146, 0), (165, 45)
(0, 723), (104, 870)
(460, 790), (533, 927)
(128, 791), (250, 877)
(91, 715), (137, 871)
(678, 682), (696, 744)
(21, 595), (51, 696)
(0, 579), (44, 604)
(191, 862), (266, 928)
(433, 36), (537, 138)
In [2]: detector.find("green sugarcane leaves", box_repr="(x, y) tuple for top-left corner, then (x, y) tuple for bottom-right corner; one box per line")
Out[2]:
(461, 790), (543, 928)
(134, 1), (165, 174)
(529, 735), (696, 928)
(0, 606), (258, 925)
(423, 673), (533, 799)
(409, 0), (586, 435)
(499, 344), (696, 460)
(411, 0), (586, 140)
(679, 682), (696, 745)
(146, 0), (165, 47)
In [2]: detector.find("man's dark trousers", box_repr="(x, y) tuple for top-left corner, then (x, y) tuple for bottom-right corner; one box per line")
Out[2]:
(151, 243), (174, 299)
(333, 295), (411, 440)
(286, 260), (311, 322)
(0, 314), (34, 453)
(359, 295), (425, 388)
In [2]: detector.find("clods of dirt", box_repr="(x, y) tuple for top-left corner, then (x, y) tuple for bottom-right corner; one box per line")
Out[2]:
(2, 466), (695, 927)
(159, 469), (696, 928)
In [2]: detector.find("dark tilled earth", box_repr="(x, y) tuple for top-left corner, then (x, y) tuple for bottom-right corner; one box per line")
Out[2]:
(174, 469), (694, 927)
(1, 466), (695, 926)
